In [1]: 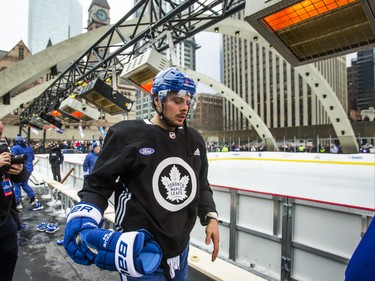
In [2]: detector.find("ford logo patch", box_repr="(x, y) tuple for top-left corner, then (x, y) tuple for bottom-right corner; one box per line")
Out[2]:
(139, 147), (155, 155)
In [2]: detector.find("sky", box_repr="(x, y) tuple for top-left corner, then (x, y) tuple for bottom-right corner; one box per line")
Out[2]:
(0, 0), (129, 51)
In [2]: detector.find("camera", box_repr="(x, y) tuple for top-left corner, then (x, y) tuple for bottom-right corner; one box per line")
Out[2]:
(0, 138), (27, 171)
(11, 154), (27, 165)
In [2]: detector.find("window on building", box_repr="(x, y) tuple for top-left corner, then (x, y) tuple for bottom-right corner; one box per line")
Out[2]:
(19, 47), (24, 59)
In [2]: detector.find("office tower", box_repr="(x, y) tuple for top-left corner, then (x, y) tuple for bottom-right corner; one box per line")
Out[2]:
(356, 49), (375, 110)
(188, 93), (224, 132)
(347, 57), (359, 121)
(222, 11), (347, 132)
(28, 0), (83, 54)
(195, 32), (223, 94)
(347, 48), (375, 121)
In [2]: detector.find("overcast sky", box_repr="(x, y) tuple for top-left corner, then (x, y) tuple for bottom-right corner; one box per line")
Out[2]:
(0, 0), (129, 51)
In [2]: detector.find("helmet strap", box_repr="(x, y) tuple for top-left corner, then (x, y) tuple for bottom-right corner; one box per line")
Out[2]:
(153, 95), (164, 119)
(155, 103), (164, 119)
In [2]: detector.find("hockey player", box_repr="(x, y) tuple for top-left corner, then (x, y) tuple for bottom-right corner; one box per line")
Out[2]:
(64, 67), (220, 280)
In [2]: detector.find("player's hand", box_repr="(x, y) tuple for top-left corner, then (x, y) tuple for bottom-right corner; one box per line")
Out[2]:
(64, 203), (103, 265)
(8, 164), (23, 175)
(82, 228), (162, 278)
(205, 219), (220, 262)
(0, 152), (11, 168)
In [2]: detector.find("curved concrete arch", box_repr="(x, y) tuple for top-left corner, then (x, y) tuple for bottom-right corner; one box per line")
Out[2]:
(183, 68), (278, 151)
(204, 18), (358, 153)
(0, 16), (147, 98)
(0, 24), (111, 98)
(295, 64), (359, 153)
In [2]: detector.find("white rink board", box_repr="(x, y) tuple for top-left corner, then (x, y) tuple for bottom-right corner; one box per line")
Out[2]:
(207, 152), (375, 210)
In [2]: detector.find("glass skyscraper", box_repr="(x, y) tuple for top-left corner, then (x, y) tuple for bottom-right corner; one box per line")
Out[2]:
(28, 0), (83, 54)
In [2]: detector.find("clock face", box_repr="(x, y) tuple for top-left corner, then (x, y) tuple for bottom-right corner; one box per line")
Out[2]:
(96, 9), (107, 21)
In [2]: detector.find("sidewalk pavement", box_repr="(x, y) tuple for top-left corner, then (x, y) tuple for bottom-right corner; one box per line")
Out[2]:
(13, 185), (214, 281)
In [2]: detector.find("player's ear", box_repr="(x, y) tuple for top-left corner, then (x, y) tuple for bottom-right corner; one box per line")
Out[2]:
(153, 95), (161, 108)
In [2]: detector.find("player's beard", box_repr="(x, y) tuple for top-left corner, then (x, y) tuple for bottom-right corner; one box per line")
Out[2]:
(160, 115), (181, 130)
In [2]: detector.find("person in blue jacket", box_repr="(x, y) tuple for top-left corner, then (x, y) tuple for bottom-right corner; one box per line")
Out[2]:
(82, 142), (101, 178)
(345, 218), (375, 280)
(11, 135), (43, 211)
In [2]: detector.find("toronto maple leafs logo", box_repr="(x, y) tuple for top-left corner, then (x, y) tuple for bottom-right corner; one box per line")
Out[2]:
(153, 157), (197, 212)
(161, 165), (189, 202)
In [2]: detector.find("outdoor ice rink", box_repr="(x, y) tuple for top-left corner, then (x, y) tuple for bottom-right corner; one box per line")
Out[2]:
(207, 152), (375, 211)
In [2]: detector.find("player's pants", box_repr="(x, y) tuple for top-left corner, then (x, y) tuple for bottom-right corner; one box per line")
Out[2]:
(51, 163), (62, 182)
(13, 172), (35, 201)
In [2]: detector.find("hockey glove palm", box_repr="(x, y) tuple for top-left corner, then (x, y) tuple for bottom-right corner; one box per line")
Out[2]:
(82, 228), (162, 278)
(64, 203), (103, 265)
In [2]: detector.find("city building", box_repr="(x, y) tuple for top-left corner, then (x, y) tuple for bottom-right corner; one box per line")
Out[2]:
(28, 0), (83, 54)
(189, 93), (224, 132)
(195, 31), (223, 94)
(222, 11), (348, 139)
(347, 48), (375, 121)
(0, 41), (35, 125)
(356, 49), (375, 111)
(347, 57), (360, 121)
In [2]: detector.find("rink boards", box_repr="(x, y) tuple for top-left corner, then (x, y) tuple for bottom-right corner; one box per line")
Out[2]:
(207, 151), (375, 210)
(37, 151), (375, 281)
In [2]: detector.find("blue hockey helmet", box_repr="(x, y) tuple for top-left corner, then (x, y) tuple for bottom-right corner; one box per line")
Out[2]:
(151, 67), (197, 110)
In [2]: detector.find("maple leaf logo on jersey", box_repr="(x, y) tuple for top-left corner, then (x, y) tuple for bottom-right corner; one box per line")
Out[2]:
(161, 165), (189, 203)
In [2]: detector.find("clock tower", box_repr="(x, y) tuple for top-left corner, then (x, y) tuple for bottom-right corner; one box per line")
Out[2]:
(87, 0), (110, 31)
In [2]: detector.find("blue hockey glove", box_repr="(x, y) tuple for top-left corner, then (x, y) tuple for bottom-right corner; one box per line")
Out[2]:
(81, 228), (162, 278)
(64, 203), (103, 265)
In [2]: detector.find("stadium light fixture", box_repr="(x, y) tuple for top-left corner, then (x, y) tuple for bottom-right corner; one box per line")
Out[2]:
(27, 116), (57, 130)
(39, 112), (63, 129)
(78, 78), (133, 115)
(120, 48), (172, 93)
(24, 119), (43, 131)
(50, 109), (81, 123)
(59, 97), (100, 121)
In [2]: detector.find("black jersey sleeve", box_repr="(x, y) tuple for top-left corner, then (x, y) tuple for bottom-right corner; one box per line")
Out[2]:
(78, 121), (136, 212)
(189, 127), (218, 225)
